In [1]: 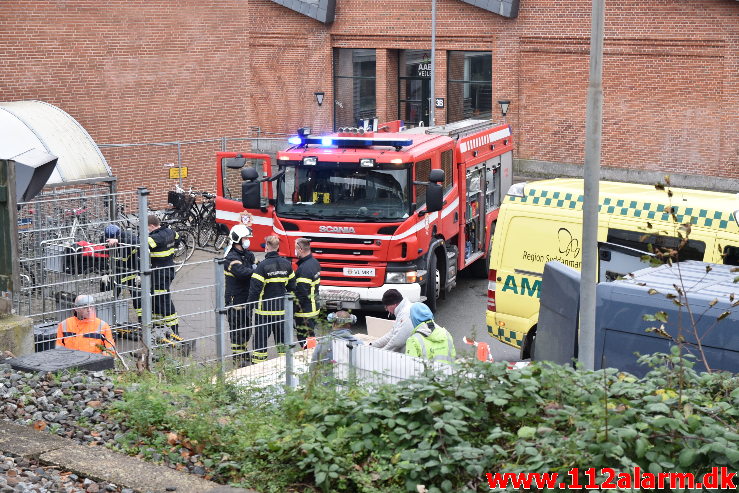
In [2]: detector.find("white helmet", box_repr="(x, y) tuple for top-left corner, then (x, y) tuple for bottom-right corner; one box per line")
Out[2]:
(229, 224), (253, 243)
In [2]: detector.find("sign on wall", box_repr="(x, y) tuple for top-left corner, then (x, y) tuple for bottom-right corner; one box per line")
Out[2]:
(169, 167), (188, 179)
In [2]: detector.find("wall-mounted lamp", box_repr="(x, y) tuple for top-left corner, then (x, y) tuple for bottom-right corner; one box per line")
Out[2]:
(314, 91), (325, 107)
(498, 99), (511, 117)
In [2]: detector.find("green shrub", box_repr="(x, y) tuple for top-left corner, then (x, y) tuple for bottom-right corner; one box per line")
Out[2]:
(109, 352), (738, 492)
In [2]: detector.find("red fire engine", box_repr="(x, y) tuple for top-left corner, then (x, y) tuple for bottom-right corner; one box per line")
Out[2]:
(215, 119), (513, 312)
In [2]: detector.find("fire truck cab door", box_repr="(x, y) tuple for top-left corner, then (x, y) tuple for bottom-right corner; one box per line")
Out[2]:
(216, 152), (274, 252)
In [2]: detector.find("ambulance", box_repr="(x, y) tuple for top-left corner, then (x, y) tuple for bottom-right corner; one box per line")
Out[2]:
(486, 178), (739, 358)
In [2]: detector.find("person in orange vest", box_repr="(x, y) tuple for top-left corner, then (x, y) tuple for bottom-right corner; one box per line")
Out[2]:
(56, 294), (115, 355)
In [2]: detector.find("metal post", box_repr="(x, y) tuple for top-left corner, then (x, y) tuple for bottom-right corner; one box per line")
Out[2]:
(429, 0), (437, 127)
(221, 137), (227, 152)
(347, 343), (357, 386)
(284, 293), (295, 389)
(138, 188), (153, 369)
(214, 258), (227, 381)
(0, 159), (20, 315)
(176, 142), (183, 189)
(578, 0), (605, 370)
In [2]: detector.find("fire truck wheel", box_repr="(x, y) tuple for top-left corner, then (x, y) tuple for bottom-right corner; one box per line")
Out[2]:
(424, 251), (440, 313)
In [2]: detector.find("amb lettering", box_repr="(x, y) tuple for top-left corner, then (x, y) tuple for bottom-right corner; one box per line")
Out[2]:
(501, 275), (541, 298)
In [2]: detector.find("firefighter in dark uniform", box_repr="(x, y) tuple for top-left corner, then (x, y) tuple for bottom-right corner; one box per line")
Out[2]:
(293, 237), (321, 347)
(147, 215), (181, 345)
(248, 235), (296, 364)
(224, 223), (256, 367)
(103, 224), (141, 339)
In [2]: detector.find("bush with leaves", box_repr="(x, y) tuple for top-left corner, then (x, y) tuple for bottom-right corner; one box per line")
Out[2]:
(109, 352), (738, 492)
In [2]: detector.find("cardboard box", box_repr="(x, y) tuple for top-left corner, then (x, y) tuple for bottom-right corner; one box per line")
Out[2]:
(365, 316), (394, 339)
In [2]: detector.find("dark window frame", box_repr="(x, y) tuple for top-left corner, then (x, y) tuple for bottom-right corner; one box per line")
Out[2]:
(607, 228), (706, 263)
(398, 50), (432, 127)
(446, 51), (493, 123)
(333, 48), (377, 130)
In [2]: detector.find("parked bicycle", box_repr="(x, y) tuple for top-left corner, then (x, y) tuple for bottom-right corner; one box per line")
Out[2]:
(165, 185), (228, 251)
(115, 202), (195, 272)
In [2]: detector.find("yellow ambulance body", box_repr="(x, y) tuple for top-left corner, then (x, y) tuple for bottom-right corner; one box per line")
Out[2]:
(486, 178), (739, 357)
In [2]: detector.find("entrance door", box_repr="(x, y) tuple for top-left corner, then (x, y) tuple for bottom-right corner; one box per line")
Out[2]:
(399, 50), (431, 127)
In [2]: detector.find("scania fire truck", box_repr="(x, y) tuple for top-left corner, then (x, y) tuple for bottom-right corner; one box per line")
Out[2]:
(215, 119), (513, 312)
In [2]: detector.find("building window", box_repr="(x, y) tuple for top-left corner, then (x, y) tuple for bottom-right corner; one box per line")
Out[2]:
(447, 51), (492, 123)
(333, 49), (376, 129)
(398, 50), (432, 127)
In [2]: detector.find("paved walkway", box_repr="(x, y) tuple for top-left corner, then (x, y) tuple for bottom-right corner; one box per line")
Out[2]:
(0, 420), (256, 493)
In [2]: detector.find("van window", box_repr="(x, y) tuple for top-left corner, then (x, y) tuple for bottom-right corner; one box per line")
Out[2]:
(723, 245), (739, 266)
(607, 228), (705, 262)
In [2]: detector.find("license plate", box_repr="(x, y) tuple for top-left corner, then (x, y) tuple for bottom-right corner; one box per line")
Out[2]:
(343, 267), (375, 277)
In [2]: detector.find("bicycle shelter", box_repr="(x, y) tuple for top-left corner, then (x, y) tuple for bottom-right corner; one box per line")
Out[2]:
(2, 100), (121, 341)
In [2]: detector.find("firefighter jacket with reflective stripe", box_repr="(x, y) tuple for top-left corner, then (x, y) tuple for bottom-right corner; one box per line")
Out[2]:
(111, 230), (139, 282)
(248, 252), (296, 315)
(405, 321), (456, 364)
(148, 226), (179, 267)
(293, 253), (321, 318)
(56, 317), (115, 355)
(224, 246), (256, 305)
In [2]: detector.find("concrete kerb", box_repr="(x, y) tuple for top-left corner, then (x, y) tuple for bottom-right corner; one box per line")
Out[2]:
(0, 420), (257, 493)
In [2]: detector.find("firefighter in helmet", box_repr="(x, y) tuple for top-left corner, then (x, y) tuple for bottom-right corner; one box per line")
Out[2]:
(224, 223), (256, 367)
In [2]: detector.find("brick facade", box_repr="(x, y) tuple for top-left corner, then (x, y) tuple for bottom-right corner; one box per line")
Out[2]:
(1, 0), (736, 196)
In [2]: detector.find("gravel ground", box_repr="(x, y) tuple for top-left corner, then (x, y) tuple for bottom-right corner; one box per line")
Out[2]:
(0, 453), (128, 493)
(0, 356), (198, 492)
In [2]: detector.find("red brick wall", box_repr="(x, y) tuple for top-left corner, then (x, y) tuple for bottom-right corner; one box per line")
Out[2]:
(251, 0), (738, 178)
(1, 0), (736, 193)
(0, 0), (254, 203)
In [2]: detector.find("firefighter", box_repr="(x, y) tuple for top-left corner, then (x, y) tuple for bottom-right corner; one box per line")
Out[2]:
(224, 223), (256, 367)
(147, 215), (182, 346)
(405, 302), (456, 364)
(292, 237), (321, 347)
(103, 224), (141, 338)
(56, 294), (115, 355)
(248, 235), (295, 364)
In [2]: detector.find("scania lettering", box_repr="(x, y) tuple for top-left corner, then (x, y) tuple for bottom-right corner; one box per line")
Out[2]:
(215, 118), (514, 312)
(487, 178), (739, 358)
(319, 225), (356, 234)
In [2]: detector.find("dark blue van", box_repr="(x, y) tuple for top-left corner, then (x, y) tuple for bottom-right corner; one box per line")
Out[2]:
(595, 261), (739, 376)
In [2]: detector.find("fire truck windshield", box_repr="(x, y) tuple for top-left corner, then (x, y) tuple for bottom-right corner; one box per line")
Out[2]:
(277, 163), (411, 221)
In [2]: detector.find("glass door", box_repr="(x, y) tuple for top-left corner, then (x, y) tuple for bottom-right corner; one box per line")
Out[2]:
(399, 50), (431, 127)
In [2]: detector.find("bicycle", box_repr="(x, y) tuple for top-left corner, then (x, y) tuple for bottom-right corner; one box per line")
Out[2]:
(170, 222), (196, 271)
(195, 193), (228, 249)
(166, 185), (227, 251)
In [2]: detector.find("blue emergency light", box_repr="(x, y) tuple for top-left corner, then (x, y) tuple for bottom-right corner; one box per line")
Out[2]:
(288, 133), (413, 150)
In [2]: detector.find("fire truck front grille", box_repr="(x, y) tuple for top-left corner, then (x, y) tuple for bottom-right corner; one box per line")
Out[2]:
(321, 275), (375, 283)
(312, 247), (374, 256)
(322, 265), (365, 272)
(304, 236), (375, 245)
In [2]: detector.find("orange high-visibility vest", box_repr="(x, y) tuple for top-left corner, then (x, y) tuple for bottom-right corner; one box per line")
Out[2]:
(56, 317), (115, 355)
